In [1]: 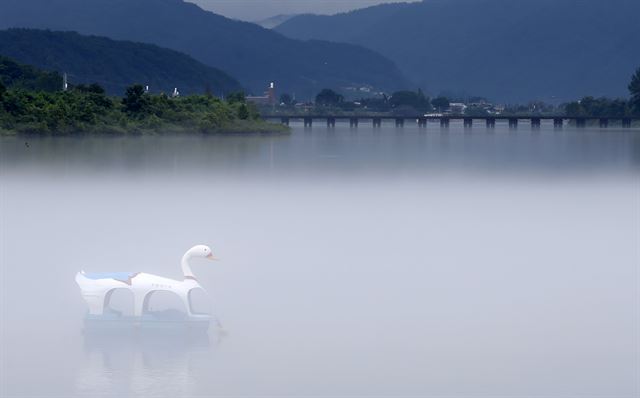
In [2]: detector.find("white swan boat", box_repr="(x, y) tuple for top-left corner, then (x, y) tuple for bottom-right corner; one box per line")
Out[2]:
(76, 245), (217, 332)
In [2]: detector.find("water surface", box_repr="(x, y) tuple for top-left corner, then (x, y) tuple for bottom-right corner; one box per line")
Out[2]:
(1, 122), (639, 397)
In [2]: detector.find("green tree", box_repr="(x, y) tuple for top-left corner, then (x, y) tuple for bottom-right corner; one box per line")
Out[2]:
(566, 96), (630, 117)
(629, 67), (640, 113)
(389, 90), (431, 112)
(564, 101), (584, 116)
(237, 103), (249, 120)
(122, 84), (148, 114)
(607, 98), (629, 117)
(315, 89), (343, 106)
(226, 92), (246, 104)
(75, 83), (106, 95)
(0, 56), (62, 92)
(1, 91), (25, 116)
(247, 102), (260, 120)
(0, 81), (6, 102)
(279, 93), (294, 106)
(431, 96), (450, 112)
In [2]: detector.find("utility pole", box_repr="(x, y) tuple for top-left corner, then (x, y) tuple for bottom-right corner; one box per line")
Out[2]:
(63, 73), (68, 91)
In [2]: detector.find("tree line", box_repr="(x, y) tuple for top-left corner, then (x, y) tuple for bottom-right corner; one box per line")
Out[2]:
(278, 88), (451, 115)
(562, 68), (640, 117)
(0, 83), (286, 134)
(275, 67), (640, 118)
(0, 56), (287, 135)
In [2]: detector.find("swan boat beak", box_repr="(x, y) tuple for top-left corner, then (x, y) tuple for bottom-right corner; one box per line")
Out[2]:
(207, 253), (219, 261)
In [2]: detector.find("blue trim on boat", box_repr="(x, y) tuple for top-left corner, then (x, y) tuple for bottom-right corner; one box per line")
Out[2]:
(83, 272), (138, 281)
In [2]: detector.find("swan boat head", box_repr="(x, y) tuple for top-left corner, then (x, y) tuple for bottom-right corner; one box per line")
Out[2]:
(181, 244), (217, 281)
(185, 244), (218, 261)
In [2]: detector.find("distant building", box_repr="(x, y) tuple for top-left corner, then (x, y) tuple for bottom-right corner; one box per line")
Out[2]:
(448, 102), (467, 114)
(295, 102), (315, 112)
(492, 104), (505, 114)
(247, 82), (276, 106)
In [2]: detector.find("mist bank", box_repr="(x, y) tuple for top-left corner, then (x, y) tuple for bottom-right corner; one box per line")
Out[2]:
(2, 126), (638, 396)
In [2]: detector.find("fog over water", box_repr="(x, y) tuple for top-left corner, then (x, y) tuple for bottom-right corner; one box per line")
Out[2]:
(1, 122), (639, 397)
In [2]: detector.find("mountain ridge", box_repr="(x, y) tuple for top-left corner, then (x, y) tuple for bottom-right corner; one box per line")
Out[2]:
(0, 28), (242, 96)
(0, 0), (410, 99)
(276, 0), (640, 102)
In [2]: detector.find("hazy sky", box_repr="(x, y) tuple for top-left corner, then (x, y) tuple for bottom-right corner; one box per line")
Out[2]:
(191, 0), (417, 21)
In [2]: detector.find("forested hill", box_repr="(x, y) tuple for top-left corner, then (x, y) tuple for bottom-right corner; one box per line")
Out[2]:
(0, 0), (409, 99)
(0, 29), (242, 96)
(0, 55), (62, 92)
(276, 0), (640, 102)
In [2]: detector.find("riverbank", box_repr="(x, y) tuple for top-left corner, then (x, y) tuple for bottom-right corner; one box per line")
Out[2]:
(0, 119), (289, 136)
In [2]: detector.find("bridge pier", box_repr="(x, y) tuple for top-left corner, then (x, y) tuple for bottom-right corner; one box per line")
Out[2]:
(599, 118), (609, 128)
(373, 118), (382, 128)
(576, 118), (586, 128)
(509, 118), (518, 129)
(463, 118), (473, 128)
(554, 118), (564, 128)
(304, 117), (313, 128)
(622, 118), (631, 128)
(327, 117), (336, 128)
(349, 118), (359, 128)
(531, 118), (541, 129)
(395, 118), (404, 127)
(486, 118), (495, 128)
(418, 118), (427, 128)
(280, 117), (290, 126)
(440, 118), (450, 128)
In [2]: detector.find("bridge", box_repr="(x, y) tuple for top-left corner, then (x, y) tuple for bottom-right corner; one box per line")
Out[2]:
(264, 115), (639, 128)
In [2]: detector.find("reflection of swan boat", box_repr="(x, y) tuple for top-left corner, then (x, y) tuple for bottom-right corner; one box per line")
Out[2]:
(76, 245), (217, 331)
(77, 319), (215, 397)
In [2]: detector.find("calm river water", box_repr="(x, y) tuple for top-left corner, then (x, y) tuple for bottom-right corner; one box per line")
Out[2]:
(1, 121), (639, 397)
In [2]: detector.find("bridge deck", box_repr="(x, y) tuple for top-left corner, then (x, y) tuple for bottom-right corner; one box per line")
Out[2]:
(265, 115), (640, 121)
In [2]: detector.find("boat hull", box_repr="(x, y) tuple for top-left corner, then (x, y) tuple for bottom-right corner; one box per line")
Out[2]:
(83, 311), (210, 335)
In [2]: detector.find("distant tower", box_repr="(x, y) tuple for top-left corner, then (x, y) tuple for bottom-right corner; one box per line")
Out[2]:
(63, 73), (68, 92)
(172, 87), (180, 98)
(267, 82), (276, 105)
(145, 85), (149, 93)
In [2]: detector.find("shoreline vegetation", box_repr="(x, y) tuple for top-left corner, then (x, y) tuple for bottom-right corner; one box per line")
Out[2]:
(0, 85), (289, 136)
(0, 56), (288, 136)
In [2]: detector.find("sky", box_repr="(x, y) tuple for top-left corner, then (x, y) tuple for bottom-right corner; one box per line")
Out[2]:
(191, 0), (417, 21)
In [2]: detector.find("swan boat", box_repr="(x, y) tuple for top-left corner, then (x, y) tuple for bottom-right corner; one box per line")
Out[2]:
(76, 245), (216, 332)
